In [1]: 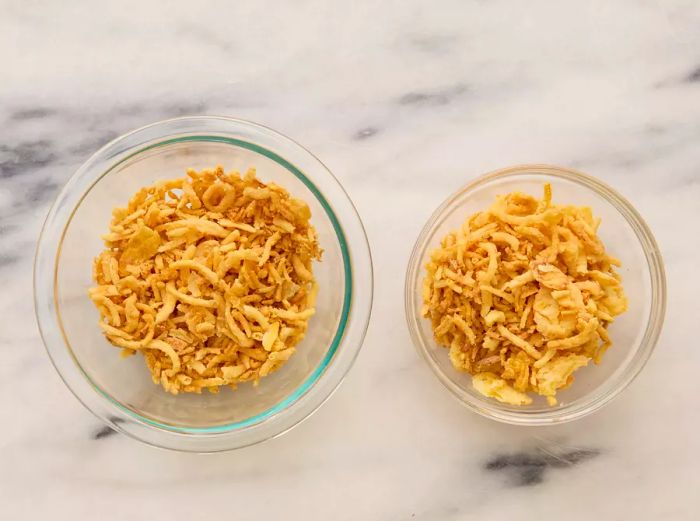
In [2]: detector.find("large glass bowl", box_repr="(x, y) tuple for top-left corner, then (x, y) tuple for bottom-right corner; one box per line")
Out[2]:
(34, 116), (373, 451)
(405, 164), (665, 425)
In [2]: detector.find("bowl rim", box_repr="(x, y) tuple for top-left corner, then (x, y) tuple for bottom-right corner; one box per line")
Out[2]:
(404, 163), (666, 425)
(34, 115), (374, 451)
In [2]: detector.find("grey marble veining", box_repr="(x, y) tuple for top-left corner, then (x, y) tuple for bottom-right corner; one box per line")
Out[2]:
(2, 1), (700, 519)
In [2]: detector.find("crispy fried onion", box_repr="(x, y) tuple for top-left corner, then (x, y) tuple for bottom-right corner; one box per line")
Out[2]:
(422, 184), (627, 406)
(90, 166), (322, 394)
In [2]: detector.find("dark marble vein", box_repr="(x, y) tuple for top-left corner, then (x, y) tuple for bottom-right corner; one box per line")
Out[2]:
(0, 254), (20, 268)
(161, 101), (208, 117)
(353, 126), (380, 140)
(685, 65), (700, 83)
(91, 417), (124, 440)
(26, 179), (61, 204)
(0, 224), (16, 237)
(10, 108), (57, 121)
(93, 425), (117, 440)
(484, 448), (600, 487)
(0, 140), (57, 178)
(398, 84), (467, 107)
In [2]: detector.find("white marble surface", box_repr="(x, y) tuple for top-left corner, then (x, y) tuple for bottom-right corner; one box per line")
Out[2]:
(2, 0), (699, 518)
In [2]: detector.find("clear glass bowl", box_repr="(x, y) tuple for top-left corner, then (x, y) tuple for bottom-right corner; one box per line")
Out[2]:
(34, 116), (373, 451)
(405, 164), (666, 425)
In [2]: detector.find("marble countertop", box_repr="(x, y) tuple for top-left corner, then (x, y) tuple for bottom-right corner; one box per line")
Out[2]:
(2, 1), (699, 519)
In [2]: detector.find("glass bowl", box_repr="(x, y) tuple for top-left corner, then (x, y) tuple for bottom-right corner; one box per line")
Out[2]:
(405, 164), (665, 425)
(34, 116), (373, 451)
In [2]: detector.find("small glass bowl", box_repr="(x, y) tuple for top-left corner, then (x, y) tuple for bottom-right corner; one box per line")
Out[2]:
(34, 116), (373, 451)
(405, 164), (665, 425)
